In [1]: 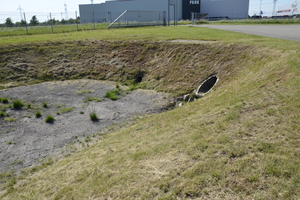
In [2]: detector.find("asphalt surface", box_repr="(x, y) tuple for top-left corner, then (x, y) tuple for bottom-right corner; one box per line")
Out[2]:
(193, 25), (300, 42)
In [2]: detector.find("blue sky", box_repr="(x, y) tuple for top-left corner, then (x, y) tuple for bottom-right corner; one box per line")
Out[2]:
(0, 0), (295, 22)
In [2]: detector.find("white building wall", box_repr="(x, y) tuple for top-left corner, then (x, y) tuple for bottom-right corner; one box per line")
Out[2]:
(79, 0), (182, 24)
(105, 0), (182, 22)
(277, 1), (299, 16)
(201, 0), (249, 19)
(79, 3), (106, 23)
(79, 0), (250, 24)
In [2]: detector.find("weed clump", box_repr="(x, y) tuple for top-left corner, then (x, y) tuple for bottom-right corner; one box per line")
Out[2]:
(90, 111), (98, 121)
(0, 111), (7, 117)
(57, 107), (73, 115)
(35, 111), (42, 118)
(84, 96), (101, 103)
(0, 97), (9, 104)
(12, 100), (24, 109)
(4, 117), (16, 122)
(45, 115), (55, 123)
(104, 90), (120, 100)
(42, 102), (48, 108)
(104, 85), (123, 101)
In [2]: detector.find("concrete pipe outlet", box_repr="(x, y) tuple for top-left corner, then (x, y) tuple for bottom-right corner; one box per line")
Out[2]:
(196, 75), (218, 97)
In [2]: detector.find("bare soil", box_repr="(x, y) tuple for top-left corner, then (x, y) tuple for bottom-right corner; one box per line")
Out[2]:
(0, 79), (173, 173)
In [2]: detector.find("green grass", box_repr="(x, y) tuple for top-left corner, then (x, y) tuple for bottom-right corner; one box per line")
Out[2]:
(42, 102), (48, 108)
(0, 23), (109, 37)
(0, 111), (7, 117)
(0, 25), (300, 199)
(1, 19), (299, 38)
(89, 111), (99, 122)
(4, 117), (16, 122)
(104, 87), (122, 101)
(35, 111), (42, 118)
(84, 97), (102, 103)
(57, 107), (73, 115)
(0, 97), (9, 104)
(12, 99), (24, 109)
(45, 115), (55, 123)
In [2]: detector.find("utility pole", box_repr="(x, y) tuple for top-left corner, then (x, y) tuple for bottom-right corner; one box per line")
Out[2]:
(23, 12), (28, 35)
(259, 0), (262, 17)
(18, 5), (24, 21)
(272, 0), (278, 16)
(64, 3), (69, 20)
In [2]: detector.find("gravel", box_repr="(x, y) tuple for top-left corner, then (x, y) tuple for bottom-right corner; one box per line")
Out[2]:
(0, 79), (174, 173)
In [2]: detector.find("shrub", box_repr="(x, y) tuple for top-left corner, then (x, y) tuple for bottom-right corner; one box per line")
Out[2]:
(42, 102), (48, 108)
(45, 115), (54, 123)
(12, 100), (24, 109)
(80, 111), (84, 114)
(90, 111), (98, 121)
(35, 111), (42, 118)
(27, 104), (32, 109)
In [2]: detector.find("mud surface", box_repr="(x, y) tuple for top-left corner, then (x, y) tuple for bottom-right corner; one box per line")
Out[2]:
(0, 79), (174, 173)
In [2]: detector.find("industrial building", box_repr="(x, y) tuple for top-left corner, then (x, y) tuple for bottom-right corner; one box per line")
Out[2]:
(79, 0), (250, 24)
(277, 1), (299, 17)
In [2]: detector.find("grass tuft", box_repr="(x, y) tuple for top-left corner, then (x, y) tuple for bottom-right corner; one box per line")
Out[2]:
(45, 115), (55, 123)
(57, 107), (73, 114)
(12, 100), (24, 109)
(104, 89), (121, 101)
(4, 117), (16, 122)
(42, 102), (48, 108)
(0, 97), (9, 104)
(89, 111), (99, 121)
(0, 111), (7, 117)
(35, 111), (42, 118)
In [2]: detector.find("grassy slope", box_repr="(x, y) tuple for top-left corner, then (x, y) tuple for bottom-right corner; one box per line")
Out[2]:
(0, 26), (300, 199)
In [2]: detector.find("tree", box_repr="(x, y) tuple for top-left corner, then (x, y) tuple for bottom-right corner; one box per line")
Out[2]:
(20, 20), (27, 26)
(15, 20), (27, 27)
(61, 18), (68, 24)
(5, 18), (14, 27)
(29, 15), (39, 26)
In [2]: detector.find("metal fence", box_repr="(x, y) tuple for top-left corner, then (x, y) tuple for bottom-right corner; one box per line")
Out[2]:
(109, 10), (166, 28)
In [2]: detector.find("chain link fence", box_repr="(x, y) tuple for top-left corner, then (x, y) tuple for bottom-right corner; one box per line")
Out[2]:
(108, 10), (166, 28)
(0, 11), (109, 36)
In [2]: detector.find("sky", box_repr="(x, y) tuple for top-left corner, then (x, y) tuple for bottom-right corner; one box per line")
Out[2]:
(0, 0), (296, 23)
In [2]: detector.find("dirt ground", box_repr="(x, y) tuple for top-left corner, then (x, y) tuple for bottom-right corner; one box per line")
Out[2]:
(0, 79), (174, 173)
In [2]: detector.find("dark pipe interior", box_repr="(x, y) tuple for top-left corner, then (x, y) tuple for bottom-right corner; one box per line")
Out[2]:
(134, 71), (145, 83)
(197, 75), (218, 93)
(135, 76), (143, 83)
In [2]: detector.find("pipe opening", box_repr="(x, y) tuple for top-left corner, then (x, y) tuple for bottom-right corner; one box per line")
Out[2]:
(133, 71), (145, 83)
(196, 75), (218, 97)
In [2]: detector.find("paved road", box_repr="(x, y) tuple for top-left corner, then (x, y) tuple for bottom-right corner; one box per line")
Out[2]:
(192, 25), (300, 42)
